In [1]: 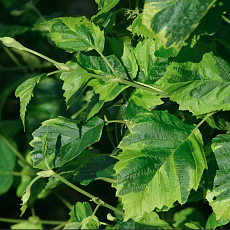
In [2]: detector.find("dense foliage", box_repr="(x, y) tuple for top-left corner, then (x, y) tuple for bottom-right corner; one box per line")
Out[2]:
(1, 0), (230, 229)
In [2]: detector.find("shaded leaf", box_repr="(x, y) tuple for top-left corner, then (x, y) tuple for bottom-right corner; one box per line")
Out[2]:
(44, 150), (96, 192)
(49, 17), (105, 53)
(15, 73), (46, 130)
(142, 0), (217, 49)
(114, 110), (207, 220)
(74, 155), (116, 185)
(0, 134), (16, 195)
(0, 25), (29, 37)
(30, 116), (104, 170)
(157, 52), (230, 115)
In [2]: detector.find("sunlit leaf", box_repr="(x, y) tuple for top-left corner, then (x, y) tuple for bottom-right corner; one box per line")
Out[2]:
(15, 74), (46, 130)
(157, 52), (230, 115)
(114, 110), (207, 220)
(142, 0), (217, 49)
(206, 132), (230, 220)
(49, 17), (105, 53)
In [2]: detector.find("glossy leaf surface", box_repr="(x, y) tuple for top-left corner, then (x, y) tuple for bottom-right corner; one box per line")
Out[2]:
(134, 38), (170, 85)
(157, 53), (230, 115)
(49, 17), (105, 53)
(30, 116), (104, 170)
(143, 0), (216, 49)
(207, 132), (230, 220)
(114, 110), (207, 220)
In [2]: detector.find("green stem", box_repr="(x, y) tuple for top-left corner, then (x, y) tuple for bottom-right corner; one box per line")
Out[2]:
(53, 192), (73, 210)
(1, 44), (28, 74)
(92, 203), (101, 215)
(0, 134), (30, 167)
(53, 223), (67, 229)
(22, 47), (60, 66)
(52, 172), (123, 216)
(0, 217), (67, 225)
(0, 171), (29, 176)
(133, 80), (165, 94)
(121, 78), (166, 95)
(47, 70), (63, 77)
(222, 15), (230, 25)
(94, 177), (118, 184)
(97, 51), (120, 78)
(104, 115), (116, 149)
(106, 120), (127, 125)
(196, 112), (216, 129)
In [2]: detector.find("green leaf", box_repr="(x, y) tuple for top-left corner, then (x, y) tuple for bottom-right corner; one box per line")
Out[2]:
(64, 222), (82, 229)
(132, 13), (155, 38)
(69, 202), (93, 222)
(173, 207), (206, 229)
(15, 73), (45, 130)
(0, 134), (16, 195)
(92, 0), (119, 33)
(121, 89), (163, 119)
(115, 212), (172, 229)
(30, 116), (104, 170)
(114, 110), (207, 220)
(205, 212), (229, 229)
(206, 132), (230, 220)
(94, 0), (119, 11)
(134, 38), (170, 85)
(86, 79), (128, 120)
(11, 216), (43, 229)
(157, 52), (230, 115)
(43, 150), (96, 192)
(74, 155), (116, 185)
(49, 17), (105, 53)
(107, 37), (138, 80)
(60, 61), (91, 108)
(79, 50), (130, 80)
(0, 25), (29, 37)
(81, 215), (100, 229)
(142, 0), (217, 49)
(206, 112), (230, 132)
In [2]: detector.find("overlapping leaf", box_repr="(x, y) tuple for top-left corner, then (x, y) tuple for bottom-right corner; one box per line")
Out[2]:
(74, 155), (116, 185)
(157, 52), (230, 115)
(15, 73), (45, 130)
(206, 132), (230, 220)
(30, 116), (104, 170)
(49, 17), (105, 53)
(121, 89), (163, 119)
(114, 110), (207, 220)
(79, 51), (129, 120)
(142, 0), (217, 49)
(64, 202), (93, 229)
(134, 38), (170, 84)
